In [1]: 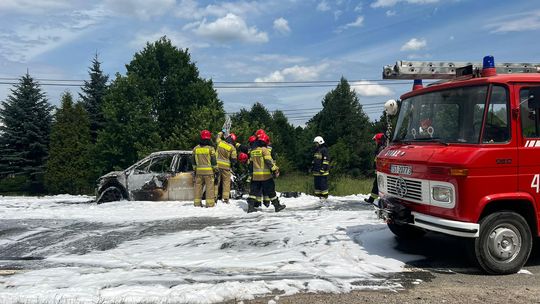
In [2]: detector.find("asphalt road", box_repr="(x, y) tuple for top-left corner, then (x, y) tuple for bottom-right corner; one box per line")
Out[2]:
(2, 200), (540, 303)
(248, 232), (540, 304)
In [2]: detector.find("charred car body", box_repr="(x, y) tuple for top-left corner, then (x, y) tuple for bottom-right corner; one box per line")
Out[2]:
(96, 151), (196, 203)
(96, 150), (247, 203)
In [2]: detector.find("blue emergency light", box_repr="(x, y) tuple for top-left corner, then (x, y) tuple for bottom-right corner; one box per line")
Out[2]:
(481, 55), (497, 77)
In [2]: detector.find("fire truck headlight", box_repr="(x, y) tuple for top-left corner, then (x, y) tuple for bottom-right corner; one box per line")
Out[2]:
(377, 174), (385, 191)
(432, 186), (453, 203)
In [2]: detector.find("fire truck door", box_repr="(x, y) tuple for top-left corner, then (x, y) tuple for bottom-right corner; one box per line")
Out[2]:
(516, 85), (540, 208)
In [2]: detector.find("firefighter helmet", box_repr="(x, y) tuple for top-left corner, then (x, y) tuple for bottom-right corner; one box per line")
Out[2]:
(248, 135), (256, 143)
(228, 133), (237, 142)
(200, 130), (211, 140)
(373, 133), (385, 144)
(238, 152), (249, 163)
(255, 129), (266, 138)
(313, 136), (325, 144)
(259, 133), (270, 145)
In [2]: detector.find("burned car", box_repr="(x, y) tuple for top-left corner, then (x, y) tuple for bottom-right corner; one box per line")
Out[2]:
(96, 151), (195, 203)
(95, 150), (247, 203)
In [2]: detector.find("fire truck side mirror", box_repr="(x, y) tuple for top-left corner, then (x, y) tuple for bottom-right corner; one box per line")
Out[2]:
(528, 87), (540, 109)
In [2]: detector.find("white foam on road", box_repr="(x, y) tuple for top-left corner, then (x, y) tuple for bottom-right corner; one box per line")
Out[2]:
(0, 195), (423, 303)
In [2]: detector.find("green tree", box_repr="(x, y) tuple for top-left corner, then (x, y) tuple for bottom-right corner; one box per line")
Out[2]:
(96, 75), (161, 172)
(79, 53), (109, 143)
(305, 77), (372, 176)
(96, 36), (224, 171)
(0, 73), (53, 193)
(126, 36), (224, 148)
(45, 92), (93, 194)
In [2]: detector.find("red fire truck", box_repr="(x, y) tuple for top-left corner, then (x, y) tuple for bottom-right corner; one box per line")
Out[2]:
(377, 56), (540, 274)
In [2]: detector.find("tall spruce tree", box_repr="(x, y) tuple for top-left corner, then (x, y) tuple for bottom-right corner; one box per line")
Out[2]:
(305, 77), (372, 176)
(0, 73), (53, 193)
(79, 53), (109, 143)
(45, 92), (92, 194)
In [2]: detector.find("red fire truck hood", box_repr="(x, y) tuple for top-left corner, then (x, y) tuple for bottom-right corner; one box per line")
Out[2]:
(379, 143), (477, 175)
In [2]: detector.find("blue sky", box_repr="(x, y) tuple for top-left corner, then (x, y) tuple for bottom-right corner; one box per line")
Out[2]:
(1, 0), (540, 124)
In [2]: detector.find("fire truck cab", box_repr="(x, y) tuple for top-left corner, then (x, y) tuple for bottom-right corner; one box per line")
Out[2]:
(377, 56), (540, 274)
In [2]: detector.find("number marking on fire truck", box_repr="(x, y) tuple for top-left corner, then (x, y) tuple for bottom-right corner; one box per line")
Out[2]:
(532, 174), (540, 193)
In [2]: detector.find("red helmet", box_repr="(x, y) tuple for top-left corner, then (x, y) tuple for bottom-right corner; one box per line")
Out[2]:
(248, 135), (257, 143)
(200, 130), (212, 140)
(373, 133), (385, 143)
(255, 129), (266, 138)
(238, 152), (249, 163)
(259, 133), (270, 145)
(228, 133), (237, 142)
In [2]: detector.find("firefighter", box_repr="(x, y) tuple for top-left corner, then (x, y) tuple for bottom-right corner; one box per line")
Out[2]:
(216, 131), (238, 204)
(191, 130), (218, 208)
(365, 133), (387, 205)
(246, 133), (286, 213)
(312, 136), (330, 199)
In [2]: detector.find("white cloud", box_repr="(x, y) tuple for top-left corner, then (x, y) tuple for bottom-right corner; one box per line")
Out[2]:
(345, 16), (364, 28)
(351, 81), (393, 97)
(176, 0), (262, 20)
(0, 7), (107, 62)
(371, 0), (439, 8)
(334, 10), (343, 20)
(104, 0), (176, 19)
(400, 38), (427, 51)
(386, 10), (396, 16)
(354, 4), (363, 12)
(485, 11), (540, 33)
(255, 63), (330, 82)
(130, 27), (209, 50)
(317, 1), (330, 12)
(336, 16), (364, 32)
(252, 54), (307, 64)
(194, 13), (268, 44)
(273, 17), (291, 35)
(0, 0), (75, 14)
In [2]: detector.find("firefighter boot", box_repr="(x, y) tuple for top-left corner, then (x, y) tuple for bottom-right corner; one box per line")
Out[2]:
(272, 199), (286, 212)
(247, 200), (257, 213)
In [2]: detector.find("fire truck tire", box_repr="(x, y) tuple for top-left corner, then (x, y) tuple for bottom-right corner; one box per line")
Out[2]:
(474, 212), (532, 274)
(387, 223), (426, 239)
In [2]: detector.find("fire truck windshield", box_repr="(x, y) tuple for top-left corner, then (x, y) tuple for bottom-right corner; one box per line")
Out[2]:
(393, 85), (489, 144)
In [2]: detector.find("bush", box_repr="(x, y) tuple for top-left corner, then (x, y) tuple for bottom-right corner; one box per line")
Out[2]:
(0, 175), (29, 194)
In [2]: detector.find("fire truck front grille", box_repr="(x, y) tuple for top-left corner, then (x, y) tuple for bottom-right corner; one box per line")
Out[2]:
(386, 176), (423, 201)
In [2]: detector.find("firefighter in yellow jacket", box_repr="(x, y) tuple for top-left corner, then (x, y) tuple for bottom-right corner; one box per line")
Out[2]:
(191, 130), (218, 207)
(246, 133), (286, 213)
(216, 131), (238, 203)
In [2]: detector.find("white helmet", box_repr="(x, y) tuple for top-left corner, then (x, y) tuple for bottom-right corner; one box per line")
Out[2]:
(384, 99), (399, 116)
(313, 136), (325, 144)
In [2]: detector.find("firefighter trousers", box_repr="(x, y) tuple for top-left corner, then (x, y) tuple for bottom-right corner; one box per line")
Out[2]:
(218, 169), (232, 202)
(248, 179), (278, 205)
(314, 175), (329, 198)
(194, 174), (215, 207)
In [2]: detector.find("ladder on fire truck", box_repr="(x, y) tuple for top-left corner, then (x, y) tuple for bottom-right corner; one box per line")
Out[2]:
(383, 60), (540, 79)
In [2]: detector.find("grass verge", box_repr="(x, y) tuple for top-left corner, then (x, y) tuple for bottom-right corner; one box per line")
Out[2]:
(275, 173), (373, 196)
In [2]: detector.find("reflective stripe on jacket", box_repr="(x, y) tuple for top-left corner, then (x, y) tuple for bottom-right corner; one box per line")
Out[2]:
(217, 141), (237, 170)
(249, 147), (277, 181)
(312, 146), (330, 176)
(192, 145), (217, 175)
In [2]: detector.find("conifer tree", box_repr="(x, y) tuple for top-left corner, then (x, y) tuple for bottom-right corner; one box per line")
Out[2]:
(45, 92), (92, 194)
(306, 77), (372, 176)
(0, 73), (53, 193)
(79, 53), (109, 143)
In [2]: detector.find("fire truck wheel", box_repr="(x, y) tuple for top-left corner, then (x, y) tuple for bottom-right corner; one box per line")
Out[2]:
(387, 223), (426, 239)
(474, 212), (532, 274)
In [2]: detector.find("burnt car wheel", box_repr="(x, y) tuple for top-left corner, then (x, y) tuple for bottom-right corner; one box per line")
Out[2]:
(387, 222), (426, 239)
(96, 186), (125, 204)
(473, 212), (532, 274)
